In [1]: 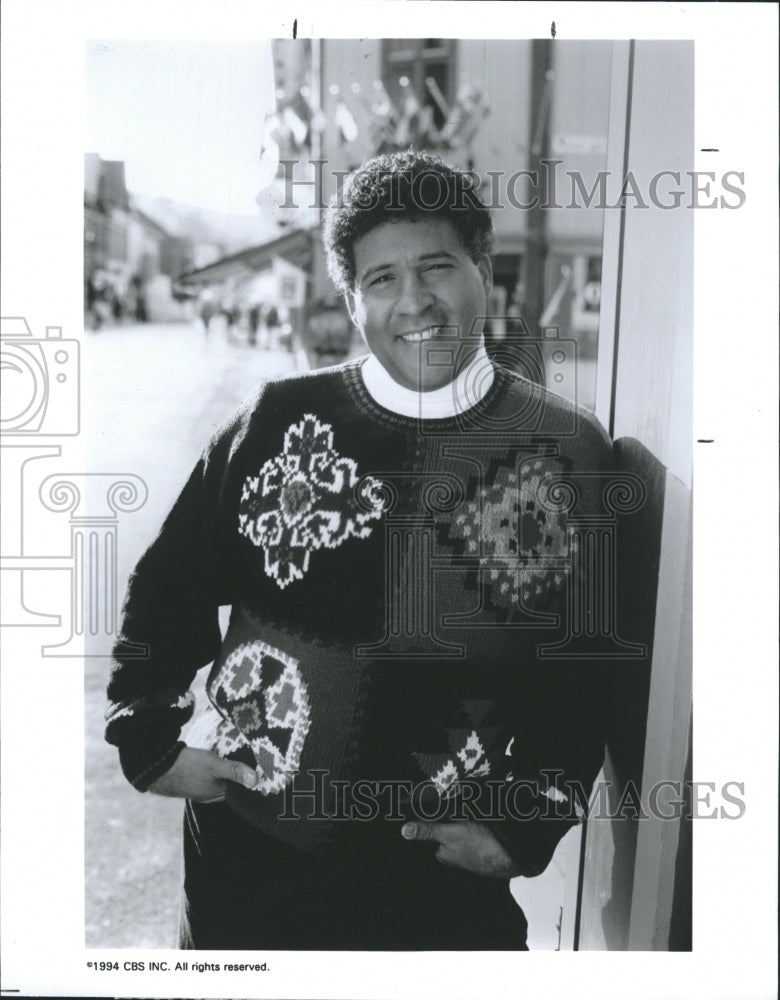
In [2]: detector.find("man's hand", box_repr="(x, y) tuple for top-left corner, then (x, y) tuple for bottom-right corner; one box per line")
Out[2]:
(147, 747), (259, 803)
(401, 820), (523, 879)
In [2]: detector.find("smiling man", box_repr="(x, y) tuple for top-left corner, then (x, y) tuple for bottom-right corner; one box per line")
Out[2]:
(106, 150), (615, 950)
(346, 215), (492, 392)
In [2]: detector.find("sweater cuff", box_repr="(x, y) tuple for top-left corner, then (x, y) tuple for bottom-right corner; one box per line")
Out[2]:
(121, 740), (187, 792)
(485, 813), (579, 878)
(105, 685), (196, 790)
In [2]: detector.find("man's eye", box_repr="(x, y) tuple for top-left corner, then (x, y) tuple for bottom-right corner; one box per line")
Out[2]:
(424, 262), (452, 272)
(370, 273), (393, 286)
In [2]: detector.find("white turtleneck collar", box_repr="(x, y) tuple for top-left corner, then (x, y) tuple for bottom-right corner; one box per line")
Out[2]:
(360, 344), (495, 419)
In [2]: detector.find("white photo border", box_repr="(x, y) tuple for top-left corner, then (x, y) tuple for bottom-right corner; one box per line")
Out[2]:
(0, 2), (777, 998)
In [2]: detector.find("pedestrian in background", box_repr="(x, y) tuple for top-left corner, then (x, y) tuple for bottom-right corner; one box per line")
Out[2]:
(248, 303), (261, 347)
(132, 274), (148, 323)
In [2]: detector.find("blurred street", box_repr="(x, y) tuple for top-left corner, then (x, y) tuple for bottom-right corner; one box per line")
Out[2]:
(84, 319), (305, 947)
(82, 317), (308, 591)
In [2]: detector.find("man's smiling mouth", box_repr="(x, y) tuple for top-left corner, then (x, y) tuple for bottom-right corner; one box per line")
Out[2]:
(399, 327), (443, 343)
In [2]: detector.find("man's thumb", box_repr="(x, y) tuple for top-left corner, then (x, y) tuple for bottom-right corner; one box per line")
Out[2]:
(216, 757), (258, 789)
(402, 821), (440, 842)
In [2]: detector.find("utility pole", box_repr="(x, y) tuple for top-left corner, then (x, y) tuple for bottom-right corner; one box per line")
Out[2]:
(524, 39), (554, 337)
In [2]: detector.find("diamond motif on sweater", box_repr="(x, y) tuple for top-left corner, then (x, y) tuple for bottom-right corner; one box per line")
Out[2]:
(221, 649), (263, 701)
(417, 729), (493, 797)
(442, 459), (572, 611)
(209, 640), (311, 796)
(413, 699), (503, 800)
(238, 413), (385, 589)
(423, 729), (493, 797)
(457, 731), (486, 769)
(265, 664), (306, 729)
(431, 759), (459, 795)
(212, 718), (245, 757)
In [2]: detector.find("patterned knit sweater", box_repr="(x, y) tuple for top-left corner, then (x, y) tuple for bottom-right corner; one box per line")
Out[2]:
(106, 358), (615, 874)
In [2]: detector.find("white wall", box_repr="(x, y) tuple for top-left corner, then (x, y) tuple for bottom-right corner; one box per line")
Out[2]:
(580, 40), (694, 950)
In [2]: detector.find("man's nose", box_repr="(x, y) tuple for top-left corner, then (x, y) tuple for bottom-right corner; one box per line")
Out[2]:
(396, 270), (434, 315)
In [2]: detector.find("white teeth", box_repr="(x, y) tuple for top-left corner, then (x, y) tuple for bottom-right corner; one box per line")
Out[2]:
(401, 327), (437, 343)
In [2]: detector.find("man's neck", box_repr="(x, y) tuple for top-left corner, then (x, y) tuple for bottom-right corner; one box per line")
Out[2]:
(360, 344), (494, 418)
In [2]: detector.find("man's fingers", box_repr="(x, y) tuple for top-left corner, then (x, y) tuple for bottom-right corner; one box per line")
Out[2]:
(401, 821), (447, 843)
(147, 748), (261, 800)
(402, 820), (523, 878)
(433, 849), (459, 869)
(213, 756), (258, 789)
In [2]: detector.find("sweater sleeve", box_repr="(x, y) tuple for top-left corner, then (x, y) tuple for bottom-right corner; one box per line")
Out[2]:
(105, 421), (244, 791)
(485, 660), (614, 877)
(485, 406), (617, 876)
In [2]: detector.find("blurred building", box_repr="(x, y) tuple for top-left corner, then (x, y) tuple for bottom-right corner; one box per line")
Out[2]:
(84, 153), (132, 277)
(181, 39), (611, 379)
(315, 39), (609, 370)
(85, 153), (201, 281)
(85, 153), (206, 322)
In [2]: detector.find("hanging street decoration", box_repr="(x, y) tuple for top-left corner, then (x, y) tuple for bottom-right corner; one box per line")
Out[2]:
(259, 63), (490, 186)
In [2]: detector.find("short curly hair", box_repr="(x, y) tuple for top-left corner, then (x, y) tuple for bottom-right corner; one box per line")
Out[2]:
(323, 150), (493, 293)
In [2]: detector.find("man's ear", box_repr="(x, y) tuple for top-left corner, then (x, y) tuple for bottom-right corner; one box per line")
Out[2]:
(344, 289), (360, 328)
(477, 255), (493, 299)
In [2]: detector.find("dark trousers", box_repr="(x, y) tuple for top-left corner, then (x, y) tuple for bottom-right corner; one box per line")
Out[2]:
(179, 800), (529, 951)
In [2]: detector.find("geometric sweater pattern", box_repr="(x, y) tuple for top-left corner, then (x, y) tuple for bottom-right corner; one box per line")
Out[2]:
(106, 358), (615, 868)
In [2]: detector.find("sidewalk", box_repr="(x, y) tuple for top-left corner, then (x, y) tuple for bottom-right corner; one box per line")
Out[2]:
(84, 320), (300, 947)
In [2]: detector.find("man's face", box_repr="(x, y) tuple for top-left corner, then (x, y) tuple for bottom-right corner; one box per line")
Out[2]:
(346, 217), (493, 392)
